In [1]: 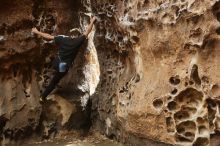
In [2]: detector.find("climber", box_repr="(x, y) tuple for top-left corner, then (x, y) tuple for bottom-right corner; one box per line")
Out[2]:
(31, 16), (97, 102)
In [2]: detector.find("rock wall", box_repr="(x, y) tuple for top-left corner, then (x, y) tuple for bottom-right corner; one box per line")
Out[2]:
(90, 0), (220, 146)
(1, 0), (220, 146)
(0, 0), (95, 144)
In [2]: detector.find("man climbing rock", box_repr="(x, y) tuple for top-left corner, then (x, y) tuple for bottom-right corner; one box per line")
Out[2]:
(31, 16), (97, 102)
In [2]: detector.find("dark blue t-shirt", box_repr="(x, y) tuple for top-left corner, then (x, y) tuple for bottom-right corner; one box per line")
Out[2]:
(54, 35), (86, 66)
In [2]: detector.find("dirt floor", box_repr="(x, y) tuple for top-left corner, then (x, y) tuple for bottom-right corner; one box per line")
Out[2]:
(3, 131), (122, 146)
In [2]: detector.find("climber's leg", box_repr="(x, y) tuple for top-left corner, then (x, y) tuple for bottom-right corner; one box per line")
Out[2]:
(40, 70), (67, 101)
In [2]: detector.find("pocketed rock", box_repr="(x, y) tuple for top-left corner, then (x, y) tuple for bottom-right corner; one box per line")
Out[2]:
(90, 0), (220, 146)
(1, 0), (220, 146)
(0, 0), (93, 144)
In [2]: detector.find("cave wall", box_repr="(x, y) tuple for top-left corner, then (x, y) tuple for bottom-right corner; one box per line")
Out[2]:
(1, 0), (220, 146)
(0, 0), (94, 143)
(90, 0), (220, 146)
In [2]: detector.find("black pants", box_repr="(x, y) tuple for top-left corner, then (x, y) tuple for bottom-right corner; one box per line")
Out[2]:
(41, 58), (68, 98)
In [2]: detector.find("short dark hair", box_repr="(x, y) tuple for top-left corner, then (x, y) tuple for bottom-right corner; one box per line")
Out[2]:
(70, 28), (81, 37)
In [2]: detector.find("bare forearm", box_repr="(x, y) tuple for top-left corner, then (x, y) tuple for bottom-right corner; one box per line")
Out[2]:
(85, 22), (94, 35)
(84, 17), (96, 37)
(35, 31), (54, 40)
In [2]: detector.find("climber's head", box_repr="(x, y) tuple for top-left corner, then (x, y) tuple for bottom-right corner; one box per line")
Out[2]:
(69, 28), (81, 38)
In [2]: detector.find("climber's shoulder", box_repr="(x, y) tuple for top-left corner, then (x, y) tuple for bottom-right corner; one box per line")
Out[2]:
(54, 35), (71, 44)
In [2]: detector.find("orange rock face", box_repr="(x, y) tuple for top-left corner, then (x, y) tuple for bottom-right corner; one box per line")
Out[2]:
(90, 0), (220, 146)
(0, 0), (91, 143)
(1, 0), (220, 146)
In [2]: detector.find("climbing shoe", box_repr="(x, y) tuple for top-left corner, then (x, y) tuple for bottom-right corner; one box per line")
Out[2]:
(39, 96), (46, 104)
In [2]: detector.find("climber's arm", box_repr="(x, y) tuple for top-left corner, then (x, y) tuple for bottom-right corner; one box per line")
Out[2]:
(83, 17), (97, 37)
(31, 27), (54, 40)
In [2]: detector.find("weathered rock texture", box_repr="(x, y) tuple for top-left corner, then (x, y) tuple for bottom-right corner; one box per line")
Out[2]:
(90, 0), (220, 146)
(1, 0), (220, 146)
(0, 0), (96, 144)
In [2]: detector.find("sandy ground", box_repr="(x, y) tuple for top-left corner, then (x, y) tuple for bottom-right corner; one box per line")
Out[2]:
(9, 131), (123, 146)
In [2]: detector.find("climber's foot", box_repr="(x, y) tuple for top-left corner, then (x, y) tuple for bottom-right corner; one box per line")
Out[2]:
(39, 96), (47, 104)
